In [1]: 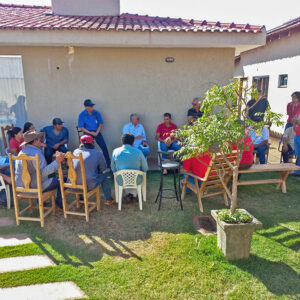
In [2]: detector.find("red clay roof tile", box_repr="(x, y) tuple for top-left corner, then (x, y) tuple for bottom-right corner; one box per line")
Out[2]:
(0, 4), (264, 33)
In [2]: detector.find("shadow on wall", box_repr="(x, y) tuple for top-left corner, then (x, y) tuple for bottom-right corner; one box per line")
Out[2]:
(10, 95), (28, 128)
(0, 95), (27, 126)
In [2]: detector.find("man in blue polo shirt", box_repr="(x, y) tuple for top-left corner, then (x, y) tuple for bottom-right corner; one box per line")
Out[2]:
(78, 99), (111, 167)
(41, 117), (69, 164)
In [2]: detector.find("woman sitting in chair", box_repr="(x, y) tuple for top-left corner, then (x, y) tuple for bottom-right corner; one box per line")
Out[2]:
(8, 127), (24, 155)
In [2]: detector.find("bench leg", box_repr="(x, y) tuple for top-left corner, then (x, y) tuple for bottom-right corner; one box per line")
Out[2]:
(277, 171), (289, 193)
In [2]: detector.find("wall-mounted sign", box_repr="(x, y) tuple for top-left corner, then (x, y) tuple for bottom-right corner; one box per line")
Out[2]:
(165, 57), (175, 63)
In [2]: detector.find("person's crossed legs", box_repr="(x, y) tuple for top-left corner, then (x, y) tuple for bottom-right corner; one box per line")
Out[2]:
(256, 144), (267, 164)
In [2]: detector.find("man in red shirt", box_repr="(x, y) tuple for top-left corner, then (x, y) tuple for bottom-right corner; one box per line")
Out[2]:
(156, 113), (181, 153)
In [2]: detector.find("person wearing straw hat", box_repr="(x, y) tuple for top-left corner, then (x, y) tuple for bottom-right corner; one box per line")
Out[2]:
(15, 130), (66, 208)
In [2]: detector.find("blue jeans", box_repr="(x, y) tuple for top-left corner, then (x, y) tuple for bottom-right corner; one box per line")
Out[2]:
(93, 132), (111, 168)
(160, 141), (181, 159)
(294, 136), (300, 174)
(182, 174), (202, 193)
(45, 145), (67, 165)
(255, 144), (267, 164)
(43, 177), (63, 208)
(138, 144), (150, 157)
(93, 173), (112, 200)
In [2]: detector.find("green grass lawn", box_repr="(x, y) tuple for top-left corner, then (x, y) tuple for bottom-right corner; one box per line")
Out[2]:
(0, 171), (299, 299)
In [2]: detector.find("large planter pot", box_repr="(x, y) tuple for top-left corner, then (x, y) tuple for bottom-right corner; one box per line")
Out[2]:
(211, 209), (262, 260)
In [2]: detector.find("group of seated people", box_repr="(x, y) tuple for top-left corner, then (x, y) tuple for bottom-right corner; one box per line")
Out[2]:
(1, 88), (297, 208)
(280, 91), (300, 175)
(0, 97), (200, 207)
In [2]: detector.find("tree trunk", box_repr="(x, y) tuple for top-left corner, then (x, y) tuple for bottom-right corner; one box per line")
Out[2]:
(230, 165), (238, 214)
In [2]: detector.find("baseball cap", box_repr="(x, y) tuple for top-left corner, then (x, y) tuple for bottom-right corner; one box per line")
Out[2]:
(20, 130), (45, 147)
(84, 99), (95, 107)
(52, 118), (64, 125)
(80, 134), (94, 144)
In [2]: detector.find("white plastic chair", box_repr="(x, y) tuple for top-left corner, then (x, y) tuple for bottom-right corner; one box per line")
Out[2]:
(114, 170), (146, 211)
(157, 141), (175, 166)
(0, 175), (11, 209)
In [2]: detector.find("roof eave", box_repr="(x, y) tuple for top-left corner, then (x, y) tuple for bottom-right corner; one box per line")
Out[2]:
(0, 29), (266, 50)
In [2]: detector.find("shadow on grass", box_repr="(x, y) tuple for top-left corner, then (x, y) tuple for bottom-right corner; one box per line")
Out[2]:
(31, 234), (142, 269)
(258, 225), (300, 252)
(233, 254), (300, 296)
(1, 172), (299, 271)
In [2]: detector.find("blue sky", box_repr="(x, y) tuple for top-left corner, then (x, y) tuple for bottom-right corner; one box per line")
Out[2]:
(1, 0), (299, 30)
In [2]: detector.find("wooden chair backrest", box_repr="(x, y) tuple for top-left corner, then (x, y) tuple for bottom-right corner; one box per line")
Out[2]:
(202, 151), (238, 181)
(1, 124), (14, 149)
(9, 153), (43, 195)
(57, 151), (88, 193)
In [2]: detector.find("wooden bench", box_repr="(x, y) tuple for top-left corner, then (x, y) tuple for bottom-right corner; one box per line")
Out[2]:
(181, 152), (238, 212)
(237, 163), (300, 193)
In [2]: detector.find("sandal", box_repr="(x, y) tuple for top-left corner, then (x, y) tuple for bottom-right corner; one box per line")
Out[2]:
(104, 199), (115, 206)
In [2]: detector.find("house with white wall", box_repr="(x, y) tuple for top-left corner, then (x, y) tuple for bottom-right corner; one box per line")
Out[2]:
(235, 17), (300, 134)
(0, 0), (265, 160)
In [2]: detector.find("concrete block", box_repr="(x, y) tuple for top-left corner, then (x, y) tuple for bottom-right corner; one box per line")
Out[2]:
(0, 281), (87, 299)
(0, 234), (32, 247)
(0, 255), (55, 273)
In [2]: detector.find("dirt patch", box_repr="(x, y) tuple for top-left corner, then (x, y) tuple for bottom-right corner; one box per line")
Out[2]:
(192, 215), (216, 235)
(0, 217), (15, 227)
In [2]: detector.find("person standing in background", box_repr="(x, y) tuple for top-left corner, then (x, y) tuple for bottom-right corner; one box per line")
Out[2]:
(78, 99), (111, 168)
(286, 91), (300, 130)
(247, 88), (269, 122)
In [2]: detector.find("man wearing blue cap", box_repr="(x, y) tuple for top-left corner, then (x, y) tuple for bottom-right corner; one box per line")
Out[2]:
(78, 99), (111, 167)
(41, 117), (69, 164)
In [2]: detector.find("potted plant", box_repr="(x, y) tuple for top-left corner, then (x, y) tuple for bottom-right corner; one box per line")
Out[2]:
(176, 80), (283, 260)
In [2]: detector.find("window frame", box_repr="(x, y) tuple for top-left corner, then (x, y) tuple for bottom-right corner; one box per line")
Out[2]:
(278, 74), (288, 88)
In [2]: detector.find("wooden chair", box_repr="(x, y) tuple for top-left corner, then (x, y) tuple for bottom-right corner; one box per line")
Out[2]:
(8, 153), (56, 227)
(57, 151), (100, 222)
(1, 124), (13, 151)
(181, 151), (238, 212)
